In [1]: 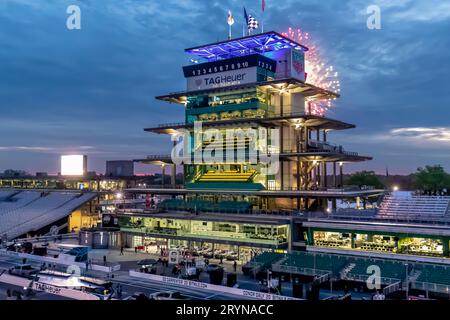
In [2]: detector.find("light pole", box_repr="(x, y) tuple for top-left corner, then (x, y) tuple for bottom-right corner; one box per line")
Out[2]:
(405, 262), (409, 300)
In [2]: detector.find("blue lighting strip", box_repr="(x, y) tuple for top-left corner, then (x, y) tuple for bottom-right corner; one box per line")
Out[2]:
(185, 31), (308, 61)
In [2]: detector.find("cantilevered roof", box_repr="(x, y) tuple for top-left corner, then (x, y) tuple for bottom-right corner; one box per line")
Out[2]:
(144, 114), (355, 134)
(280, 151), (373, 162)
(124, 187), (385, 199)
(185, 31), (308, 61)
(156, 78), (339, 104)
(0, 190), (97, 239)
(133, 155), (174, 165)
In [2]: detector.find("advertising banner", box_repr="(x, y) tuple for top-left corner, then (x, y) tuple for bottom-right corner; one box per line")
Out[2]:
(129, 270), (300, 300)
(187, 67), (257, 91)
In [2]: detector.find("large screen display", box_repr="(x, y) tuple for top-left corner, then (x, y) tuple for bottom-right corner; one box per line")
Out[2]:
(61, 155), (86, 176)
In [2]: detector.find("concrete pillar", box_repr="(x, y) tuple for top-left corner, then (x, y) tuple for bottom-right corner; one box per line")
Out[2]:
(305, 127), (309, 151)
(296, 128), (300, 191)
(339, 162), (344, 188)
(333, 162), (337, 187)
(280, 124), (284, 190)
(171, 164), (176, 187)
(288, 222), (293, 252)
(351, 233), (356, 248)
(322, 162), (327, 188)
(161, 164), (165, 187)
(443, 237), (449, 257)
(316, 162), (320, 188)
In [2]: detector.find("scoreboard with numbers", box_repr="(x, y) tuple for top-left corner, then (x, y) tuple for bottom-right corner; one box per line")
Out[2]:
(183, 54), (277, 78)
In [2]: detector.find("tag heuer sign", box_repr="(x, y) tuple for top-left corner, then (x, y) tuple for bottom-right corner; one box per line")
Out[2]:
(187, 67), (257, 91)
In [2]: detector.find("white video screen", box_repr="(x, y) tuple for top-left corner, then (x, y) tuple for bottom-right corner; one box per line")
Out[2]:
(61, 155), (85, 176)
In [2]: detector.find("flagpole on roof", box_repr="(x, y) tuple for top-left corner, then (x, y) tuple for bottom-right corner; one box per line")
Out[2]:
(261, 13), (264, 33)
(261, 0), (265, 33)
(243, 7), (245, 36)
(244, 6), (249, 36)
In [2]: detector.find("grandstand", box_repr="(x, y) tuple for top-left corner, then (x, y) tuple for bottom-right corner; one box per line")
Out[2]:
(263, 251), (408, 284)
(196, 170), (257, 183)
(415, 264), (450, 286)
(242, 250), (450, 295)
(342, 258), (406, 283)
(274, 252), (346, 276)
(0, 190), (97, 240)
(251, 251), (284, 269)
(240, 249), (450, 297)
(378, 193), (450, 219)
(330, 192), (450, 223)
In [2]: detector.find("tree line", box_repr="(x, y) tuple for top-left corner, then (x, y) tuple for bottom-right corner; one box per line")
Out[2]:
(346, 165), (450, 195)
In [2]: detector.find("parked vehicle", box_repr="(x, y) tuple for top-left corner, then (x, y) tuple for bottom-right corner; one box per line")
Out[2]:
(202, 250), (214, 259)
(8, 264), (39, 278)
(124, 292), (150, 301)
(226, 252), (238, 261)
(206, 264), (223, 274)
(214, 250), (226, 259)
(149, 291), (188, 300)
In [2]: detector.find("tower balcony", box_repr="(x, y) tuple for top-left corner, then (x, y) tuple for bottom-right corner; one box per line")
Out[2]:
(144, 112), (355, 134)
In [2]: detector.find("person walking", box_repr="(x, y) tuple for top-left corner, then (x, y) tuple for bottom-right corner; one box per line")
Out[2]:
(103, 255), (107, 266)
(233, 260), (237, 272)
(120, 246), (124, 255)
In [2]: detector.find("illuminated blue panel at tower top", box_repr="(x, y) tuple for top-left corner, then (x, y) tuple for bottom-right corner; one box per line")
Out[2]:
(185, 31), (308, 61)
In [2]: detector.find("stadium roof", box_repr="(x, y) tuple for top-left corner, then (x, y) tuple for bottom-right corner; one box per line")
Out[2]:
(185, 31), (308, 61)
(0, 190), (97, 239)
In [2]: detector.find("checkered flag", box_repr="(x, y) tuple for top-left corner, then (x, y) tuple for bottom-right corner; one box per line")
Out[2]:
(247, 14), (259, 32)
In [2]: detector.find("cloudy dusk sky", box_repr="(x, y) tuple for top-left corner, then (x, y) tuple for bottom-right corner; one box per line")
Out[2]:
(1, 0), (449, 175)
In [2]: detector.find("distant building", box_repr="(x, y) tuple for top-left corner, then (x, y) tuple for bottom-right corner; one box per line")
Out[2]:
(106, 160), (134, 177)
(35, 172), (48, 177)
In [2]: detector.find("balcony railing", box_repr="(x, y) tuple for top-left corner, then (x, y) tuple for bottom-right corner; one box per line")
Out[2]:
(120, 226), (286, 245)
(148, 111), (330, 130)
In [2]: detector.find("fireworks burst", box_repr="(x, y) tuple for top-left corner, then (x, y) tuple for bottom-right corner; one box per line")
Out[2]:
(282, 27), (341, 116)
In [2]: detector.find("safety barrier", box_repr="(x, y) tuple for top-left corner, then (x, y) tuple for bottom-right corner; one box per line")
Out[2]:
(129, 270), (299, 300)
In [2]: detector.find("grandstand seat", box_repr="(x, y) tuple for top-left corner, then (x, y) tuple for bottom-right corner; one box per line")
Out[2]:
(0, 191), (96, 239)
(377, 193), (450, 220)
(196, 170), (257, 183)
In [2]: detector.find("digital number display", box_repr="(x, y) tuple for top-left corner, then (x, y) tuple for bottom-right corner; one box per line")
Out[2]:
(183, 54), (276, 78)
